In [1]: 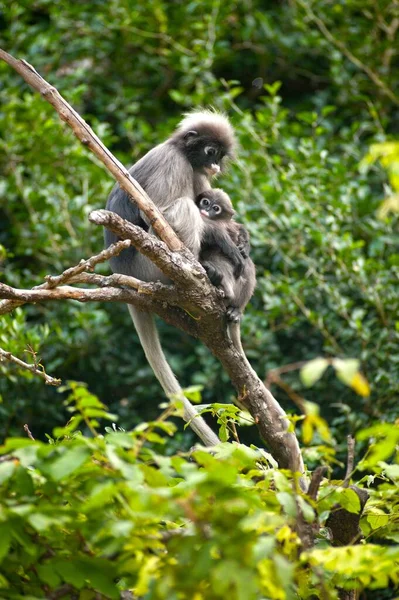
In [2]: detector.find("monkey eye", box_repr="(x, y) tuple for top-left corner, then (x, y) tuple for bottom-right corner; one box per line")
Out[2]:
(213, 205), (221, 214)
(204, 146), (216, 156)
(201, 198), (210, 207)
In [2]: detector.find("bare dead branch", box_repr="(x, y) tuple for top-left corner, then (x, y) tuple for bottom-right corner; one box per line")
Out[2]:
(45, 239), (132, 287)
(308, 466), (328, 500)
(89, 210), (205, 287)
(0, 282), (148, 305)
(0, 48), (182, 251)
(0, 239), (132, 316)
(0, 347), (61, 386)
(69, 271), (175, 294)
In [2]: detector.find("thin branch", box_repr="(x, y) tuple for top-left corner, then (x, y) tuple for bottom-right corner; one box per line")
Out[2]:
(343, 435), (355, 487)
(69, 272), (177, 300)
(0, 239), (132, 316)
(0, 347), (61, 386)
(0, 282), (148, 305)
(45, 239), (133, 287)
(266, 371), (308, 414)
(23, 424), (35, 441)
(0, 48), (182, 251)
(308, 466), (328, 500)
(296, 0), (399, 105)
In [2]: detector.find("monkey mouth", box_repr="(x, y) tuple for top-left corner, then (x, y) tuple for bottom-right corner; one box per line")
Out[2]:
(200, 210), (209, 217)
(205, 164), (220, 176)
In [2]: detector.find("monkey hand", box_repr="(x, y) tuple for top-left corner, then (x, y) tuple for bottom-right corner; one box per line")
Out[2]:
(237, 243), (249, 259)
(203, 262), (223, 287)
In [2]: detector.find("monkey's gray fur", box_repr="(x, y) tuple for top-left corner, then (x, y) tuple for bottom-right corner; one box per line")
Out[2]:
(104, 110), (236, 446)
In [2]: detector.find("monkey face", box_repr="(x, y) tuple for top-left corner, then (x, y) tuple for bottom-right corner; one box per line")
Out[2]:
(177, 130), (228, 177)
(196, 192), (234, 222)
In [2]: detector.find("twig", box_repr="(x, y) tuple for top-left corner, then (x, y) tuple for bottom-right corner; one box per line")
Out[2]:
(343, 435), (355, 487)
(45, 239), (132, 287)
(0, 239), (132, 315)
(0, 48), (182, 251)
(266, 371), (308, 413)
(0, 347), (60, 386)
(23, 424), (35, 441)
(308, 466), (328, 500)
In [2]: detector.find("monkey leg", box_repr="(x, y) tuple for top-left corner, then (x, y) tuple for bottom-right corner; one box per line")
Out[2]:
(202, 261), (223, 286)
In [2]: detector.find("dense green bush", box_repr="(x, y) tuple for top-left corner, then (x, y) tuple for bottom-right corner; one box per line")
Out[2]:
(0, 388), (398, 599)
(1, 0), (398, 448)
(1, 0), (398, 446)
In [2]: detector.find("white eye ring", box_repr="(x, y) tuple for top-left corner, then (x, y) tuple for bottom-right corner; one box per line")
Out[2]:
(205, 146), (216, 156)
(213, 205), (221, 214)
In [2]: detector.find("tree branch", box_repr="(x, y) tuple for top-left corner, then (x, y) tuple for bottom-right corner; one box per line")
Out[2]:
(0, 239), (132, 316)
(343, 435), (355, 487)
(89, 210), (204, 287)
(0, 347), (61, 386)
(0, 48), (182, 251)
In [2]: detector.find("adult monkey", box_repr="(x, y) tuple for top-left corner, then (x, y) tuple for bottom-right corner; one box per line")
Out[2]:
(104, 110), (237, 446)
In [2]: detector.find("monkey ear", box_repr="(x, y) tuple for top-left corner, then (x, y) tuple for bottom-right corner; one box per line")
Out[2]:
(184, 130), (198, 139)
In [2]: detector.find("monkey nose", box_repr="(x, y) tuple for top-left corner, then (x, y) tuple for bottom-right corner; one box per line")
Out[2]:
(210, 163), (220, 174)
(200, 210), (209, 217)
(205, 164), (220, 176)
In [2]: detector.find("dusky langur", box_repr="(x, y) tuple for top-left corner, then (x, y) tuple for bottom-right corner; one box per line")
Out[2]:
(195, 188), (256, 357)
(104, 111), (236, 446)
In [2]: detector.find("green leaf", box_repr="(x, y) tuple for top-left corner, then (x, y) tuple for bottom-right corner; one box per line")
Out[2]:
(366, 512), (389, 530)
(338, 488), (361, 514)
(0, 524), (11, 563)
(300, 357), (329, 387)
(332, 358), (359, 385)
(276, 492), (297, 517)
(36, 563), (61, 587)
(48, 445), (91, 481)
(0, 460), (16, 484)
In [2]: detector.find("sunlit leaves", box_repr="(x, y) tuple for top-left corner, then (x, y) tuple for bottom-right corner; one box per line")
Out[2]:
(300, 357), (370, 397)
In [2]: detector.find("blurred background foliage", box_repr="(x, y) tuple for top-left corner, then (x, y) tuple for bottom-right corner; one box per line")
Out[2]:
(0, 0), (398, 461)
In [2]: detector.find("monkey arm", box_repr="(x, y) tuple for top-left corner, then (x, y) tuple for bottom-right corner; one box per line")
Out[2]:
(201, 226), (245, 278)
(236, 225), (251, 259)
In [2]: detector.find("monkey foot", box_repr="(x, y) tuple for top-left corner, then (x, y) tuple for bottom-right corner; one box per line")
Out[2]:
(226, 306), (241, 323)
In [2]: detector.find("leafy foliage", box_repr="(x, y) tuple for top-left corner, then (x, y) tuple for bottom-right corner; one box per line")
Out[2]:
(0, 395), (398, 599)
(1, 0), (398, 447)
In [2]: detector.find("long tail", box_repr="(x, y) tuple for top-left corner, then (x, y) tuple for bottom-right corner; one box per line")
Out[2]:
(128, 305), (219, 446)
(228, 321), (258, 376)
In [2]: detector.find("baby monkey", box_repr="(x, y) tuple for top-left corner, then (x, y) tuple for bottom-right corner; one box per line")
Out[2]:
(196, 189), (256, 354)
